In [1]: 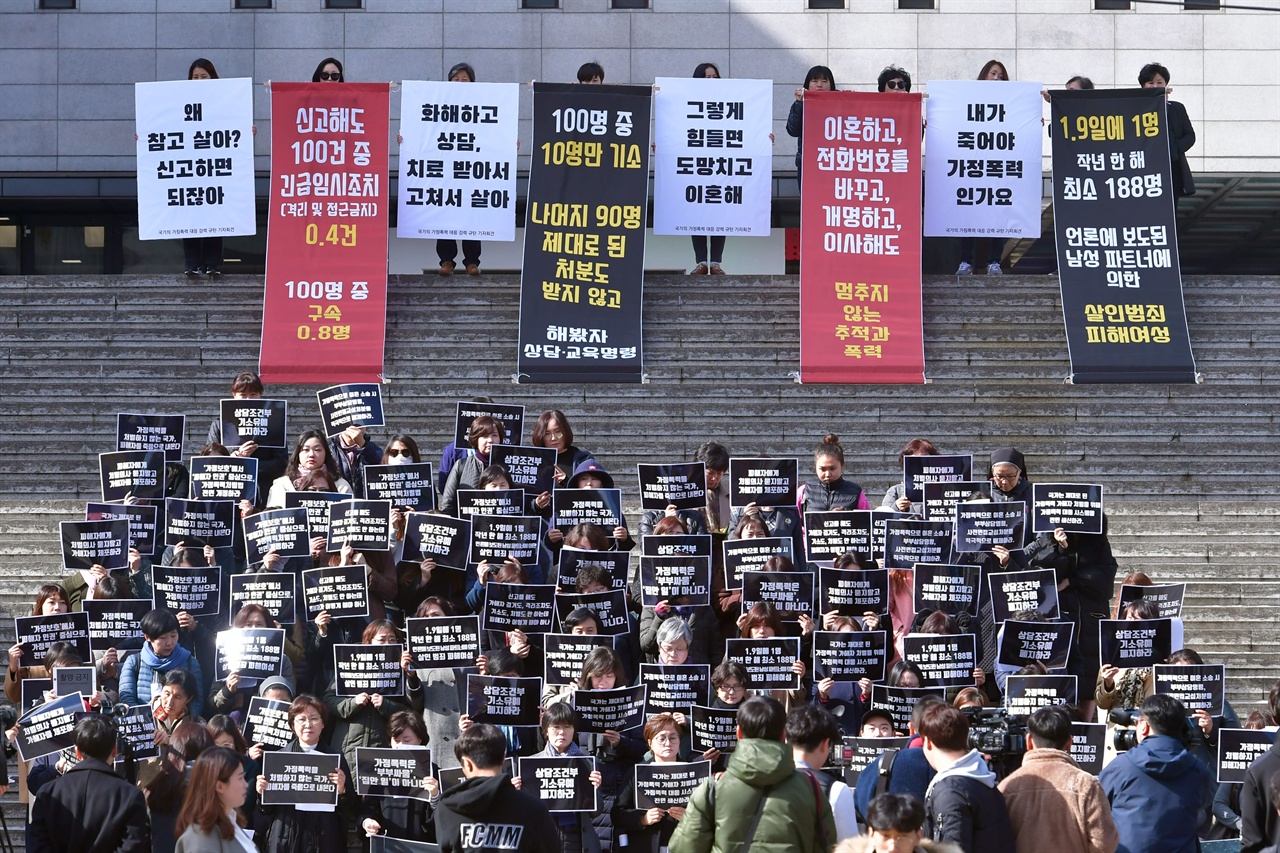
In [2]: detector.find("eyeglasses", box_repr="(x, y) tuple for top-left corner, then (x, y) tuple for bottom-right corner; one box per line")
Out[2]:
(659, 642), (689, 654)
(650, 732), (680, 743)
(386, 448), (411, 457)
(318, 72), (341, 81)
(992, 473), (1019, 482)
(718, 681), (744, 693)
(885, 80), (908, 91)
(544, 429), (564, 439)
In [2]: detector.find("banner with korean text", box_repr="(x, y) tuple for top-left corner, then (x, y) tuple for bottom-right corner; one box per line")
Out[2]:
(517, 83), (651, 383)
(397, 80), (519, 241)
(1050, 88), (1196, 383)
(135, 78), (256, 241)
(260, 83), (390, 384)
(799, 90), (924, 383)
(653, 77), (772, 236)
(923, 81), (1043, 238)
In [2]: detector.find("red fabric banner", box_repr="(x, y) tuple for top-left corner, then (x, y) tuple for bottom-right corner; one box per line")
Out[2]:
(799, 91), (924, 384)
(260, 83), (390, 384)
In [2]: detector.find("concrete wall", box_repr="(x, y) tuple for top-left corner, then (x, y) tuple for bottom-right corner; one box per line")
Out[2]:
(1, 0), (1277, 175)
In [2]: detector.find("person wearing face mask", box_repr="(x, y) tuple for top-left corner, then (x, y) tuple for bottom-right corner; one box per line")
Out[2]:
(787, 65), (836, 191)
(359, 710), (440, 841)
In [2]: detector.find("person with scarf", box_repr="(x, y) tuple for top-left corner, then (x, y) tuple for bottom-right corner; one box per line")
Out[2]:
(513, 703), (603, 853)
(120, 608), (204, 717)
(440, 415), (506, 515)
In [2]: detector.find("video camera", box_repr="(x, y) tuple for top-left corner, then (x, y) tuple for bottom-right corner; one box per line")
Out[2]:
(962, 707), (1028, 757)
(1107, 707), (1196, 752)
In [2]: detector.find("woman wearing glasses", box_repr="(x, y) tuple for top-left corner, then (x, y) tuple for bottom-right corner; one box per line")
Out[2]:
(613, 714), (696, 852)
(312, 58), (344, 83)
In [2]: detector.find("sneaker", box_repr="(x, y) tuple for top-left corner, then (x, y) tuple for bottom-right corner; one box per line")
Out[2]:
(465, 263), (480, 276)
(206, 267), (222, 277)
(438, 261), (456, 276)
(689, 263), (709, 275)
(184, 268), (200, 277)
(956, 262), (973, 276)
(709, 263), (726, 275)
(987, 262), (1003, 275)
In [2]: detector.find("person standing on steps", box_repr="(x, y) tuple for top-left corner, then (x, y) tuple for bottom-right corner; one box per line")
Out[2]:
(183, 58), (225, 278)
(437, 62), (484, 277)
(688, 63), (728, 277)
(787, 65), (837, 194)
(957, 59), (1010, 277)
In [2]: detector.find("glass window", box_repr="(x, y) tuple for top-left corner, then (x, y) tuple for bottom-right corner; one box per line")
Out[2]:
(31, 225), (104, 275)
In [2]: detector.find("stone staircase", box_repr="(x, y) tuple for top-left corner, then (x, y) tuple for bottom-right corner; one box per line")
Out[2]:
(1, 273), (1278, 713)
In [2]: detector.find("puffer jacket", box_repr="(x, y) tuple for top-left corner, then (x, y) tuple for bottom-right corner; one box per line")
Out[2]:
(799, 477), (868, 514)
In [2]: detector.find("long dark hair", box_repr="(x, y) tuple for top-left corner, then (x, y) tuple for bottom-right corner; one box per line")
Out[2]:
(693, 63), (721, 79)
(312, 57), (344, 83)
(285, 428), (340, 482)
(189, 58), (219, 80)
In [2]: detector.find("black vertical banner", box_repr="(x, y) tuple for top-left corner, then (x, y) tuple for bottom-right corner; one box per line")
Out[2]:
(517, 83), (652, 383)
(1050, 88), (1195, 383)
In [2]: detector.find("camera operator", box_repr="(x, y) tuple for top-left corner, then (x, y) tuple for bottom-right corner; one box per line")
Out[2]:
(1099, 694), (1214, 853)
(998, 706), (1118, 853)
(919, 702), (1016, 853)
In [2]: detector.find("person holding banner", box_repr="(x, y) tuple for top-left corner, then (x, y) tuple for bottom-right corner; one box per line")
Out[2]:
(434, 61), (486, 277)
(956, 60), (1012, 277)
(119, 609), (205, 717)
(266, 430), (353, 509)
(1139, 63), (1197, 200)
(312, 57), (344, 83)
(881, 438), (940, 514)
(174, 746), (256, 853)
(786, 65), (836, 190)
(180, 58), (226, 277)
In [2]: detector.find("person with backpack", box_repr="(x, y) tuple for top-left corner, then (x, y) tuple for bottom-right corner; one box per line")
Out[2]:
(788, 704), (859, 841)
(668, 695), (836, 853)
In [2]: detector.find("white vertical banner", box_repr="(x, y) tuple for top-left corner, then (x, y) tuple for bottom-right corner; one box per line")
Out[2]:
(653, 77), (773, 236)
(135, 78), (256, 241)
(397, 80), (519, 242)
(923, 80), (1043, 238)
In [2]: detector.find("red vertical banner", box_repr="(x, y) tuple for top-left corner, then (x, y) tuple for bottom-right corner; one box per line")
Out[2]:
(260, 83), (390, 384)
(799, 91), (924, 384)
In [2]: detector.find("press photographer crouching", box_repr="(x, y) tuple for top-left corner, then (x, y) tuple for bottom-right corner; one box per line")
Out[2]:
(1099, 694), (1215, 853)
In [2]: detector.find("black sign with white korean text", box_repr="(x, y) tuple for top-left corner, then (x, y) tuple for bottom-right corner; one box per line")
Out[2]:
(317, 383), (385, 438)
(219, 399), (288, 449)
(741, 571), (814, 621)
(16, 612), (91, 661)
(15, 692), (85, 762)
(884, 520), (953, 569)
(482, 583), (557, 634)
(405, 615), (481, 670)
(1099, 618), (1173, 668)
(1116, 583), (1185, 619)
(988, 568), (1060, 624)
(334, 643), (405, 697)
(85, 502), (158, 557)
(215, 627), (285, 681)
(457, 489), (525, 519)
(261, 751), (340, 806)
(728, 458), (798, 508)
(573, 685), (647, 733)
(20, 678), (52, 713)
(365, 464), (435, 512)
(469, 514), (543, 568)
(553, 488), (623, 531)
(283, 490), (346, 536)
(230, 572), (296, 625)
(723, 537), (794, 590)
(544, 633), (616, 686)
(837, 737), (914, 785)
(640, 664), (710, 716)
(912, 563), (980, 616)
(1050, 88), (1196, 383)
(638, 463), (706, 511)
(190, 456), (259, 503)
(302, 565), (370, 620)
(454, 402), (525, 447)
(53, 666), (96, 699)
(466, 674), (542, 726)
(99, 450), (166, 501)
(518, 82), (651, 383)
(642, 534), (712, 558)
(61, 518), (129, 571)
(640, 556), (711, 607)
(725, 637), (801, 690)
(328, 499), (393, 552)
(871, 509), (911, 560)
(691, 705), (739, 754)
(165, 497), (235, 549)
(954, 501), (1025, 553)
(117, 413), (185, 463)
(437, 761), (513, 796)
(555, 548), (629, 591)
(998, 620), (1075, 670)
(491, 446), (558, 496)
(634, 761), (712, 810)
(1070, 722), (1107, 776)
(1218, 729), (1278, 784)
(902, 633), (977, 688)
(1154, 663), (1225, 716)
(403, 512), (471, 571)
(804, 511), (872, 562)
(1005, 674), (1078, 716)
(1032, 484), (1104, 534)
(903, 455), (973, 503)
(355, 746), (432, 798)
(242, 696), (295, 750)
(819, 566), (890, 618)
(922, 481), (991, 523)
(83, 599), (149, 652)
(871, 685), (946, 735)
(519, 755), (598, 812)
(243, 508), (311, 564)
(117, 703), (160, 761)
(555, 590), (631, 636)
(152, 564), (222, 616)
(813, 630), (888, 682)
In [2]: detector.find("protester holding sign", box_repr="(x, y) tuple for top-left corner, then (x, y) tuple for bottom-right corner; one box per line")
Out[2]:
(206, 372), (289, 508)
(514, 704), (604, 853)
(440, 416), (506, 515)
(119, 608), (205, 717)
(357, 710), (440, 842)
(1095, 598), (1164, 724)
(613, 713), (697, 852)
(207, 604), (298, 720)
(532, 410), (598, 489)
(323, 620), (417, 773)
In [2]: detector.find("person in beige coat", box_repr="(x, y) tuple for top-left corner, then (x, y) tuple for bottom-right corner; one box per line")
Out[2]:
(998, 707), (1119, 853)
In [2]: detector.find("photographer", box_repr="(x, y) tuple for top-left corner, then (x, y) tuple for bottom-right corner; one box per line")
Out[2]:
(1099, 694), (1215, 853)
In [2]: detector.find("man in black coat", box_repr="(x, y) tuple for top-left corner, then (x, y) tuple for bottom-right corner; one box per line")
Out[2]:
(1241, 682), (1280, 853)
(28, 715), (150, 853)
(919, 701), (1016, 853)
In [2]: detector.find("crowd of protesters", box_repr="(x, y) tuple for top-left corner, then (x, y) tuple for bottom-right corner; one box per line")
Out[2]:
(6, 370), (1277, 853)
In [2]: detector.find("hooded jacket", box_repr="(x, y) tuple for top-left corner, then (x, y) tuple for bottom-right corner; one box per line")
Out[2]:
(923, 749), (1016, 853)
(1098, 733), (1215, 853)
(667, 737), (837, 853)
(997, 747), (1119, 853)
(434, 772), (560, 853)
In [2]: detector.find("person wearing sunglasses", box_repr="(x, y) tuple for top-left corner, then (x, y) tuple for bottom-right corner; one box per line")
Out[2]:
(877, 65), (912, 93)
(312, 57), (344, 83)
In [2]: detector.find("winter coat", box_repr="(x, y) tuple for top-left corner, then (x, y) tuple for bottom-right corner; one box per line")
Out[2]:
(205, 417), (289, 509)
(667, 737), (837, 853)
(434, 772), (561, 853)
(27, 757), (151, 853)
(1026, 522), (1118, 685)
(174, 825), (257, 853)
(726, 507), (804, 571)
(416, 667), (469, 770)
(638, 509), (708, 539)
(798, 477), (869, 514)
(322, 675), (418, 772)
(853, 743), (936, 821)
(786, 100), (805, 168)
(358, 783), (436, 841)
(997, 747), (1119, 853)
(328, 434), (383, 499)
(1240, 737), (1280, 853)
(639, 605), (722, 667)
(924, 750), (1016, 853)
(118, 643), (204, 717)
(1099, 734), (1215, 853)
(256, 740), (355, 853)
(441, 455), (490, 516)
